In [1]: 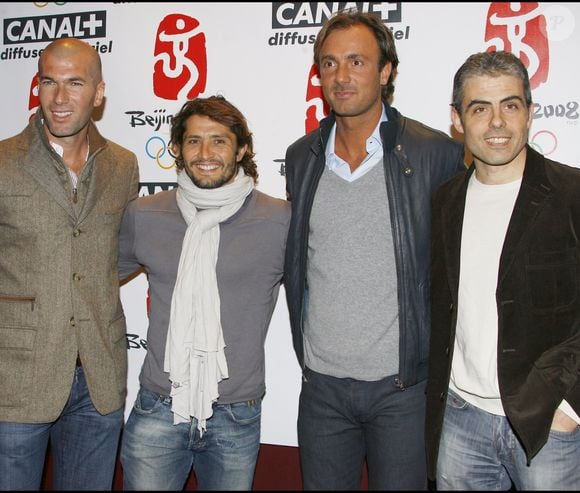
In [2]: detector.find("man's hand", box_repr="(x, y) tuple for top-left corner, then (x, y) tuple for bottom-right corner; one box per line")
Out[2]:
(551, 409), (579, 432)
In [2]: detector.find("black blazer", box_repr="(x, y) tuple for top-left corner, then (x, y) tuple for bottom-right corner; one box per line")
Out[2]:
(426, 145), (580, 479)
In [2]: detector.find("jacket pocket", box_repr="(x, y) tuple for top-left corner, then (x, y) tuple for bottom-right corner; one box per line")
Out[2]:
(0, 294), (37, 327)
(526, 248), (577, 310)
(102, 207), (125, 224)
(0, 185), (35, 226)
(0, 326), (36, 407)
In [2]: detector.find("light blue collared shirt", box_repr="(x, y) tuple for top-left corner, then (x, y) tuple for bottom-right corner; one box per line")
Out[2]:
(325, 105), (388, 183)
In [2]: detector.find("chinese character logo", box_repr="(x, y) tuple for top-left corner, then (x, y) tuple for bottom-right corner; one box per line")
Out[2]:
(305, 64), (329, 133)
(29, 72), (39, 111)
(28, 72), (40, 121)
(484, 2), (549, 89)
(153, 14), (207, 101)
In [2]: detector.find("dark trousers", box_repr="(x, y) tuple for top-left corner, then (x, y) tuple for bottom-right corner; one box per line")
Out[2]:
(298, 367), (427, 491)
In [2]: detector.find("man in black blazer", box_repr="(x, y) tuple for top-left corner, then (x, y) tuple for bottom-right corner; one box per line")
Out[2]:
(426, 50), (580, 490)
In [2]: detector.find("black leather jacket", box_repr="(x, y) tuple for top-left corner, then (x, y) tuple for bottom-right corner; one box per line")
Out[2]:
(284, 104), (465, 388)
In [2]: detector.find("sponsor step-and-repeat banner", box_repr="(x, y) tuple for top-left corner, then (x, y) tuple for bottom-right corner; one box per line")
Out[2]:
(1, 2), (578, 447)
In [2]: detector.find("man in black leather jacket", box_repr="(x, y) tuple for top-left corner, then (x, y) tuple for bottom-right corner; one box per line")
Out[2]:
(283, 9), (465, 491)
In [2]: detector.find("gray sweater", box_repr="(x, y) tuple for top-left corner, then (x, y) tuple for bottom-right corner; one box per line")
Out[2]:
(304, 163), (399, 380)
(119, 188), (290, 404)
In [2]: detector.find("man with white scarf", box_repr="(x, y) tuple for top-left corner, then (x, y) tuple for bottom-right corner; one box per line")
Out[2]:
(118, 95), (290, 490)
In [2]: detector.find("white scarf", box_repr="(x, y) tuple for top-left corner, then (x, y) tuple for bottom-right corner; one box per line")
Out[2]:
(164, 167), (254, 433)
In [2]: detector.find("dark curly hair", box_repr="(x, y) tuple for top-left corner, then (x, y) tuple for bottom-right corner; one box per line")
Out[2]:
(313, 9), (399, 103)
(170, 95), (258, 183)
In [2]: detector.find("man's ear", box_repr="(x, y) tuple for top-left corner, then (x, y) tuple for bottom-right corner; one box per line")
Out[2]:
(379, 62), (392, 86)
(171, 144), (182, 164)
(526, 104), (534, 130)
(93, 80), (105, 108)
(236, 144), (248, 163)
(450, 105), (465, 135)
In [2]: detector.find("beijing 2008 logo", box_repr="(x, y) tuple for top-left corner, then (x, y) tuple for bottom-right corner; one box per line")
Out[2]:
(153, 14), (207, 101)
(145, 136), (176, 170)
(305, 65), (330, 134)
(484, 2), (549, 90)
(529, 129), (557, 156)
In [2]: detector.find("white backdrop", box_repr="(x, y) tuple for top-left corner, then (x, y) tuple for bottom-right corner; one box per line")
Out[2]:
(1, 2), (578, 447)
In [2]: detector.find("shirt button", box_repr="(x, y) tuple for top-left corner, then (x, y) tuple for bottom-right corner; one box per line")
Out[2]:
(72, 273), (81, 281)
(69, 317), (76, 327)
(403, 167), (413, 176)
(73, 229), (81, 237)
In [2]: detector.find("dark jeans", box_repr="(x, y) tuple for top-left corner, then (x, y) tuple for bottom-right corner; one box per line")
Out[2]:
(298, 367), (427, 491)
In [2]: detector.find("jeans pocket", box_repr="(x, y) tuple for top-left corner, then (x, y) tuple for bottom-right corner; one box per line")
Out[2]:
(134, 388), (164, 415)
(226, 401), (262, 425)
(447, 390), (469, 410)
(548, 425), (580, 441)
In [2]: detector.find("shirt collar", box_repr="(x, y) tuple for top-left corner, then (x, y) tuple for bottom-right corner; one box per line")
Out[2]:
(325, 105), (388, 170)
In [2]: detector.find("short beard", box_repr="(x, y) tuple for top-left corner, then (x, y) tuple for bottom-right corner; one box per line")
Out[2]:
(185, 163), (238, 189)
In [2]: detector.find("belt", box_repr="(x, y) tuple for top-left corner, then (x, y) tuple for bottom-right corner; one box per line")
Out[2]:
(156, 396), (260, 407)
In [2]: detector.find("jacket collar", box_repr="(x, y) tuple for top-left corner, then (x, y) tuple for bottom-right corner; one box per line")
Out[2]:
(32, 108), (108, 159)
(312, 102), (402, 155)
(20, 109), (112, 223)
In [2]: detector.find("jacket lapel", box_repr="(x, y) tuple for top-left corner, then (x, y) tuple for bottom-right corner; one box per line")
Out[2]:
(441, 167), (473, 298)
(21, 120), (76, 221)
(77, 150), (113, 224)
(498, 146), (553, 284)
(77, 122), (112, 224)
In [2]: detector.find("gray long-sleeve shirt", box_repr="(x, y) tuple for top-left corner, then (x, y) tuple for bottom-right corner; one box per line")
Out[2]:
(119, 188), (290, 404)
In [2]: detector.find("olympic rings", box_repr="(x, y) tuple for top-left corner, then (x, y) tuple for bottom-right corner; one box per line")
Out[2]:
(145, 136), (176, 170)
(529, 129), (557, 156)
(33, 2), (67, 7)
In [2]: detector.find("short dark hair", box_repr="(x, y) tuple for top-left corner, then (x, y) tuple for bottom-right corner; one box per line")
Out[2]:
(170, 95), (258, 183)
(313, 9), (399, 102)
(452, 50), (532, 115)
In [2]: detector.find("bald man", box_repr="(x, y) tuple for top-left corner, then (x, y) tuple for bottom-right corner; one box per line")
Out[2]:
(0, 38), (139, 490)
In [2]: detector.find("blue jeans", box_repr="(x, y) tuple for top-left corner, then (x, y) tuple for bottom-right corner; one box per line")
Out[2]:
(298, 367), (428, 490)
(0, 365), (123, 491)
(120, 386), (261, 491)
(437, 389), (580, 490)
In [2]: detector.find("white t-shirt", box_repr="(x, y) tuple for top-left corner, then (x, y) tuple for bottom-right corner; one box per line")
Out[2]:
(450, 172), (580, 424)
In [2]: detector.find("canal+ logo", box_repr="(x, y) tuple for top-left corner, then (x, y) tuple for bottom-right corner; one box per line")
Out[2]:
(271, 2), (401, 28)
(3, 10), (106, 45)
(269, 3), (406, 47)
